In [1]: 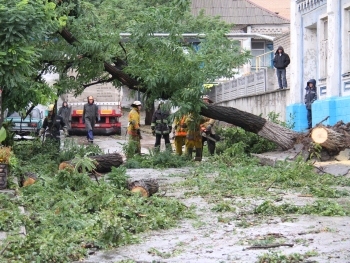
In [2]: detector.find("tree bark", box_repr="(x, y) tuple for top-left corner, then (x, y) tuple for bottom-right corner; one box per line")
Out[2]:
(311, 126), (346, 151)
(201, 104), (299, 150)
(59, 153), (123, 173)
(127, 179), (159, 197)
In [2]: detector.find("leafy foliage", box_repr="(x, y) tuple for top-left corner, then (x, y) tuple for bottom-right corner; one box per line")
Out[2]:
(1, 139), (193, 262)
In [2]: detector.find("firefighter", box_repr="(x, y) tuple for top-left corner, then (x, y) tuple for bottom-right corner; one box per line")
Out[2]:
(172, 115), (187, 155)
(185, 113), (205, 161)
(201, 95), (216, 155)
(39, 104), (68, 148)
(82, 96), (100, 143)
(151, 101), (172, 152)
(127, 100), (142, 154)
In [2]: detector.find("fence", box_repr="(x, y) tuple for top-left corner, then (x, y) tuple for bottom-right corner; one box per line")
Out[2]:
(208, 69), (267, 103)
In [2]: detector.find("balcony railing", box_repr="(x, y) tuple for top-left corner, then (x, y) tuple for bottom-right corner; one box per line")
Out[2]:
(251, 51), (274, 72)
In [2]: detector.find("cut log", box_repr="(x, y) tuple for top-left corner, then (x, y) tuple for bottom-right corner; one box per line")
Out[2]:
(127, 179), (159, 197)
(59, 153), (123, 173)
(311, 126), (345, 151)
(22, 172), (38, 187)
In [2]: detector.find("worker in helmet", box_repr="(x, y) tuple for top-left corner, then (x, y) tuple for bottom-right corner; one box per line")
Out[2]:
(201, 95), (217, 155)
(151, 100), (172, 152)
(83, 96), (100, 143)
(127, 100), (142, 154)
(172, 115), (187, 155)
(184, 113), (205, 161)
(39, 103), (68, 148)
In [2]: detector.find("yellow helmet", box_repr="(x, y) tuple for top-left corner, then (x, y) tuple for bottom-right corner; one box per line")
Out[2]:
(48, 104), (55, 111)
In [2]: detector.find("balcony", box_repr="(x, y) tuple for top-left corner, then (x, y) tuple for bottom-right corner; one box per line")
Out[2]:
(297, 0), (326, 13)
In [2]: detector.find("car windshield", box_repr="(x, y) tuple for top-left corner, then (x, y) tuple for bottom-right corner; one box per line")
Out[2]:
(8, 108), (40, 119)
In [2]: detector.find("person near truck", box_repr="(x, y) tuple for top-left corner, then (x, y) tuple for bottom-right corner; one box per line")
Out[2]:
(82, 96), (100, 143)
(201, 95), (216, 156)
(273, 46), (290, 90)
(128, 100), (142, 154)
(39, 104), (68, 148)
(304, 79), (317, 129)
(172, 115), (187, 155)
(58, 101), (71, 133)
(151, 101), (172, 152)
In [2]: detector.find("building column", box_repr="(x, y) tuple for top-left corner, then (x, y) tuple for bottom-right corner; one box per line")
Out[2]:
(242, 26), (252, 74)
(327, 0), (341, 97)
(289, 0), (303, 104)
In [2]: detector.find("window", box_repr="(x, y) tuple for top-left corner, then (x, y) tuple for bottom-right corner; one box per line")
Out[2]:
(251, 41), (265, 68)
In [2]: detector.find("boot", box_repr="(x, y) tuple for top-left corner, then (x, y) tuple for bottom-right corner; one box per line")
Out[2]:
(186, 147), (193, 159)
(194, 148), (202, 161)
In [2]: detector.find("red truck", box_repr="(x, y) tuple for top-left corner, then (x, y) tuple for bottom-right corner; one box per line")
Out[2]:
(64, 84), (123, 135)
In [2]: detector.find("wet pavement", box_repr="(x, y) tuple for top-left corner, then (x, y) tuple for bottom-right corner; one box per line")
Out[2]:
(3, 109), (350, 262)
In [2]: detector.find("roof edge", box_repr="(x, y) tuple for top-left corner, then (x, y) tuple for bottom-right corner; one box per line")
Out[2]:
(245, 0), (290, 23)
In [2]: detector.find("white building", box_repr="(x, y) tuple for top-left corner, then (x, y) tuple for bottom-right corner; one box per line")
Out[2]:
(289, 0), (350, 131)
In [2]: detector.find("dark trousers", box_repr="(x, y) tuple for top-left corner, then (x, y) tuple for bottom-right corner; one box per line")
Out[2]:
(155, 134), (171, 150)
(202, 134), (216, 155)
(307, 109), (312, 129)
(276, 68), (287, 88)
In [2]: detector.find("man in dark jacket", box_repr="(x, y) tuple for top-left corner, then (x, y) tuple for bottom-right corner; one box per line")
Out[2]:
(304, 79), (317, 129)
(151, 101), (172, 152)
(83, 96), (100, 143)
(39, 104), (68, 149)
(58, 101), (71, 132)
(273, 46), (290, 89)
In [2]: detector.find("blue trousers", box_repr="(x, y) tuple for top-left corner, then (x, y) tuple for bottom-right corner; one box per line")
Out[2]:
(276, 68), (287, 88)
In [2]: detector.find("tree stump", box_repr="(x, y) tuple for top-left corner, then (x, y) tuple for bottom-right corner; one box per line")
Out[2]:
(22, 172), (38, 187)
(59, 153), (123, 173)
(127, 179), (159, 197)
(311, 126), (345, 151)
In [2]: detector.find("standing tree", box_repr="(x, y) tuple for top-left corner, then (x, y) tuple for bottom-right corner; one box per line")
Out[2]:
(2, 0), (303, 150)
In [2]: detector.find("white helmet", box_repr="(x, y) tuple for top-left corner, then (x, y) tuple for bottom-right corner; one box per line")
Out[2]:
(132, 100), (142, 106)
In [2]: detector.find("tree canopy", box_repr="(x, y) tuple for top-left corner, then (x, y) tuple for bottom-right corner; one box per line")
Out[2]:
(1, 0), (250, 114)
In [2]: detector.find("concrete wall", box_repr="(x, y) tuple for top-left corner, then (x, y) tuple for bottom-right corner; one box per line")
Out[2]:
(216, 89), (290, 122)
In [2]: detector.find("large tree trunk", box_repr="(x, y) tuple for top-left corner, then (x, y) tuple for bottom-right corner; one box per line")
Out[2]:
(201, 104), (299, 150)
(311, 125), (348, 151)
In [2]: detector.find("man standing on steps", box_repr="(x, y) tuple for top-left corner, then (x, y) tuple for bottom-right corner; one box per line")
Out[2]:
(273, 46), (290, 90)
(83, 96), (100, 143)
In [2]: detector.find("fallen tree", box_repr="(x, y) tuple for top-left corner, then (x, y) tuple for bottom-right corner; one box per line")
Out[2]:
(59, 153), (124, 173)
(201, 104), (299, 150)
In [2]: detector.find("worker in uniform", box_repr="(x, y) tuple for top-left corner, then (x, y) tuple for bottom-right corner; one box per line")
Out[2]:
(82, 96), (100, 143)
(151, 101), (172, 152)
(201, 95), (217, 155)
(172, 115), (187, 155)
(39, 104), (68, 149)
(185, 113), (205, 161)
(127, 100), (142, 154)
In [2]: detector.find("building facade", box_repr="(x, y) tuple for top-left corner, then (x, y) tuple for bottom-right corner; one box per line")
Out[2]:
(289, 0), (350, 131)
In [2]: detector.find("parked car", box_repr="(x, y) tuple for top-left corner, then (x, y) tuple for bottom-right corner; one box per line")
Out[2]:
(6, 108), (44, 137)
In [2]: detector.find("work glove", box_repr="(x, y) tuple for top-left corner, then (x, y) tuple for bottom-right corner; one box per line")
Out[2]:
(206, 124), (212, 133)
(96, 117), (101, 123)
(152, 130), (156, 136)
(63, 128), (69, 137)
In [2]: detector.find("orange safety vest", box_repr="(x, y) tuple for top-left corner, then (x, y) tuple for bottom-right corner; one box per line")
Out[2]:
(175, 116), (187, 137)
